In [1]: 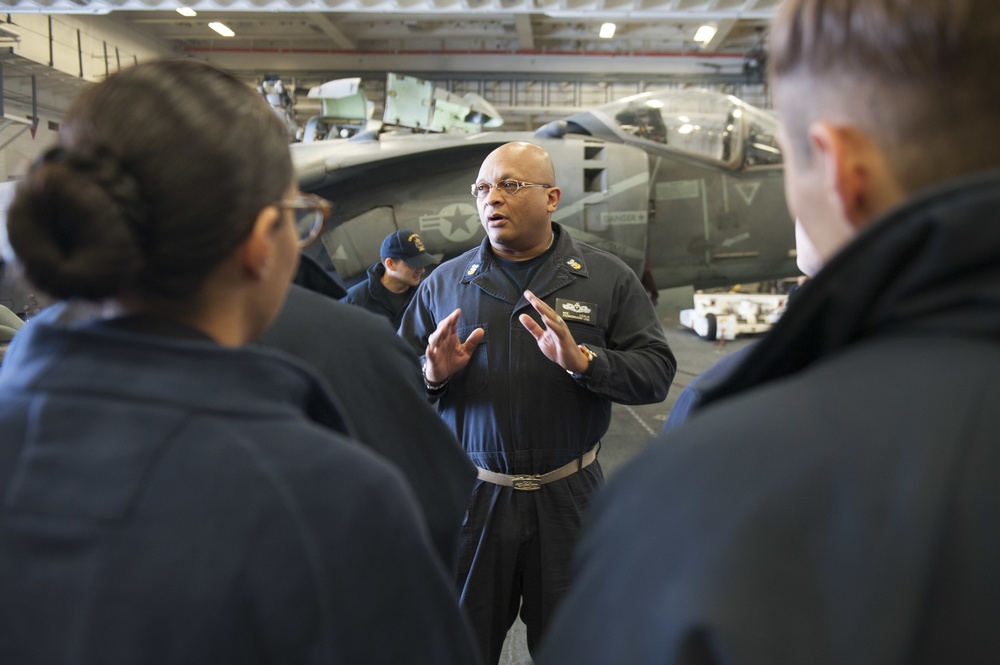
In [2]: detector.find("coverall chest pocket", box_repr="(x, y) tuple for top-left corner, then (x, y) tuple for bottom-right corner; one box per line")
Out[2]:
(448, 324), (489, 397)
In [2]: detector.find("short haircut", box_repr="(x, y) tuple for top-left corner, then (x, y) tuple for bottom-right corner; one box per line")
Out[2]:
(769, 0), (1000, 194)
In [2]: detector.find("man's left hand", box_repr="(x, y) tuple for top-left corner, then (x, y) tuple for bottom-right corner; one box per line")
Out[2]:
(519, 290), (591, 374)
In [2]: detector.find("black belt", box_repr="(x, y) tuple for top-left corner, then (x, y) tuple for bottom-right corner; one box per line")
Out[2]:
(475, 444), (599, 491)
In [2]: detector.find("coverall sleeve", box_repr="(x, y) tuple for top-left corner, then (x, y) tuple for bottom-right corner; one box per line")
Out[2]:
(574, 269), (676, 405)
(399, 279), (440, 361)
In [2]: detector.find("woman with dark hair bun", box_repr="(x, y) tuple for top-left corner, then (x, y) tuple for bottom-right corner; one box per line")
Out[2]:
(0, 60), (479, 665)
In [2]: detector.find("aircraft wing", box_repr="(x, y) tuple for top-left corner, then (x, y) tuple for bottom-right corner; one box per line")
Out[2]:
(293, 131), (534, 190)
(293, 88), (798, 290)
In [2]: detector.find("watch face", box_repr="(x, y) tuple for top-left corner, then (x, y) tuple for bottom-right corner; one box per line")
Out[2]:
(568, 345), (596, 380)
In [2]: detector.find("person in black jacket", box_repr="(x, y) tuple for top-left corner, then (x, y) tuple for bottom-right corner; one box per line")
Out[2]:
(0, 59), (479, 665)
(342, 229), (437, 329)
(259, 280), (476, 572)
(538, 1), (1000, 663)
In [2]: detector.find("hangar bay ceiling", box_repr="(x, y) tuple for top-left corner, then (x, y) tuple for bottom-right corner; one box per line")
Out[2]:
(2, 1), (779, 147)
(3, 1), (779, 62)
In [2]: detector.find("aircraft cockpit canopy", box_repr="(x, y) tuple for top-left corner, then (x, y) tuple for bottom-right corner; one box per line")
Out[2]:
(600, 89), (783, 170)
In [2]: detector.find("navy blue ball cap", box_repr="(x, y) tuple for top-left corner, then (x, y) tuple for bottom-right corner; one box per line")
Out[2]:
(380, 229), (438, 268)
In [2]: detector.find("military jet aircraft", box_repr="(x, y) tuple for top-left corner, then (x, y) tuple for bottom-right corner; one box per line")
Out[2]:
(294, 87), (797, 292)
(0, 88), (796, 319)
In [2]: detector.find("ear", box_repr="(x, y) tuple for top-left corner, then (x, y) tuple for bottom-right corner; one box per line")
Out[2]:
(547, 186), (562, 213)
(241, 205), (283, 280)
(808, 122), (879, 231)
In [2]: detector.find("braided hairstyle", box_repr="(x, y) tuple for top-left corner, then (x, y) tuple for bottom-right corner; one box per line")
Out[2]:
(6, 59), (293, 301)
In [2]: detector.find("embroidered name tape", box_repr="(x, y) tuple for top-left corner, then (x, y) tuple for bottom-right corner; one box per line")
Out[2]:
(556, 298), (598, 324)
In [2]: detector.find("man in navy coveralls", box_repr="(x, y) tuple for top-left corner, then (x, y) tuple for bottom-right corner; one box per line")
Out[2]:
(401, 141), (675, 664)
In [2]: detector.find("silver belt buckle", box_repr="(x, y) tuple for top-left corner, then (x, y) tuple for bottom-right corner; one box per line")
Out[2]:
(511, 475), (542, 491)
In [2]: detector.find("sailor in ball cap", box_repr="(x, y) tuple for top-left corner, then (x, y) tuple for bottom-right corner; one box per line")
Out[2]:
(342, 229), (438, 329)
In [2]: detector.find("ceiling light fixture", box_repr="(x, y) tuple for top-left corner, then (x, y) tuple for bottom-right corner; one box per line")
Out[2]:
(208, 22), (235, 37)
(176, 7), (196, 17)
(694, 24), (717, 45)
(599, 23), (616, 39)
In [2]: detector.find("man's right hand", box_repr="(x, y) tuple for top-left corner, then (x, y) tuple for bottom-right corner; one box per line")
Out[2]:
(423, 308), (485, 385)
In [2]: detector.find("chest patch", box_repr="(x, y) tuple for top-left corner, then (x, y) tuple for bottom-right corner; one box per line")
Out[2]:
(557, 298), (598, 325)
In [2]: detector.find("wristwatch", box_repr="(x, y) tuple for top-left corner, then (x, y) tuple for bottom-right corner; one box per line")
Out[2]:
(567, 344), (597, 380)
(422, 359), (450, 392)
